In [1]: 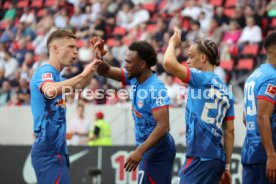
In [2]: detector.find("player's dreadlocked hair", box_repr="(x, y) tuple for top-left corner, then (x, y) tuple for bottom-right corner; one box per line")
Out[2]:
(264, 32), (276, 52)
(195, 39), (220, 66)
(128, 41), (157, 67)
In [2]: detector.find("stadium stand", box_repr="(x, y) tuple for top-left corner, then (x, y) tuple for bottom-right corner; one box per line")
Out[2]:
(0, 0), (275, 106)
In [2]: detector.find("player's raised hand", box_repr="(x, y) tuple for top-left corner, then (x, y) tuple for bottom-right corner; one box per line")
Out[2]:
(266, 154), (276, 183)
(124, 149), (143, 172)
(219, 170), (232, 184)
(169, 27), (182, 48)
(81, 59), (102, 78)
(90, 37), (107, 59)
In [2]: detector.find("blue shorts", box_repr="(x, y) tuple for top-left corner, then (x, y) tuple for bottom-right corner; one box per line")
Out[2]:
(178, 157), (225, 184)
(138, 158), (174, 184)
(32, 154), (70, 184)
(242, 163), (273, 184)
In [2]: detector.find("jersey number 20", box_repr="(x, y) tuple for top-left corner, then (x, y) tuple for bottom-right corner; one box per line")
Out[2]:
(201, 88), (230, 128)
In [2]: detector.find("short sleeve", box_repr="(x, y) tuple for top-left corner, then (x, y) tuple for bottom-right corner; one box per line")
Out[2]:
(121, 69), (130, 86)
(224, 99), (235, 121)
(257, 77), (276, 105)
(188, 68), (206, 87)
(150, 84), (170, 112)
(34, 68), (55, 92)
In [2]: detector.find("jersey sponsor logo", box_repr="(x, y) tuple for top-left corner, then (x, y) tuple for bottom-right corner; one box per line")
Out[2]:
(23, 150), (89, 183)
(41, 73), (53, 81)
(265, 84), (276, 98)
(246, 121), (255, 131)
(156, 96), (165, 106)
(138, 100), (144, 108)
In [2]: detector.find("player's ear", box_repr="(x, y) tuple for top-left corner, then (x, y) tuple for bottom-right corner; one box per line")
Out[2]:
(200, 53), (206, 63)
(52, 44), (58, 53)
(141, 59), (147, 69)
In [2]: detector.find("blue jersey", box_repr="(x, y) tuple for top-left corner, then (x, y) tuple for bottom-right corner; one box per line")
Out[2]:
(122, 70), (175, 160)
(242, 63), (276, 164)
(30, 64), (67, 157)
(185, 68), (235, 162)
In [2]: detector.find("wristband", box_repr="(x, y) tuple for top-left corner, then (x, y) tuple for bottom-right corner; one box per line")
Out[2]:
(225, 163), (230, 170)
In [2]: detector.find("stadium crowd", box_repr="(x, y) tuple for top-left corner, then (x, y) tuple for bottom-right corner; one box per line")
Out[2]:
(0, 0), (275, 107)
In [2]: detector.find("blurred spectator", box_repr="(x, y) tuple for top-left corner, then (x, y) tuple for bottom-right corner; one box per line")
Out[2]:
(89, 0), (102, 23)
(33, 27), (56, 55)
(20, 8), (36, 26)
(111, 37), (128, 63)
(207, 18), (224, 45)
(116, 3), (132, 28)
(238, 16), (262, 45)
(181, 0), (201, 21)
(152, 16), (168, 45)
(36, 9), (54, 34)
(8, 92), (22, 107)
(70, 6), (88, 29)
(54, 8), (69, 29)
(221, 20), (241, 45)
(160, 0), (184, 14)
(0, 80), (15, 106)
(213, 6), (229, 27)
(0, 19), (16, 43)
(14, 22), (36, 41)
(67, 103), (90, 145)
(198, 0), (214, 19)
(17, 77), (30, 105)
(168, 11), (183, 33)
(0, 43), (5, 59)
(267, 0), (276, 17)
(0, 50), (18, 80)
(68, 0), (81, 7)
(2, 2), (16, 21)
(32, 53), (48, 71)
(78, 40), (92, 63)
(127, 23), (150, 44)
(233, 6), (245, 28)
(0, 68), (5, 88)
(88, 111), (112, 146)
(124, 4), (150, 30)
(198, 11), (211, 34)
(243, 4), (262, 28)
(9, 69), (21, 89)
(185, 20), (203, 44)
(220, 20), (241, 60)
(10, 37), (29, 66)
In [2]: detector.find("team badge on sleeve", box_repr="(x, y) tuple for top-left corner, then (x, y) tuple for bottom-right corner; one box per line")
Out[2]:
(265, 84), (276, 98)
(42, 73), (53, 81)
(156, 96), (165, 106)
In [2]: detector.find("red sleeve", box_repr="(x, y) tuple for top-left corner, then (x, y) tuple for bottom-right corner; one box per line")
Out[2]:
(152, 105), (169, 112)
(257, 95), (275, 105)
(39, 80), (53, 93)
(224, 116), (235, 121)
(182, 62), (191, 84)
(120, 69), (127, 87)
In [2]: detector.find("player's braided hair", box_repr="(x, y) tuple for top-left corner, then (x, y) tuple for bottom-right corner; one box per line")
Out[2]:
(195, 39), (220, 66)
(264, 32), (276, 52)
(128, 41), (157, 67)
(46, 29), (76, 52)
